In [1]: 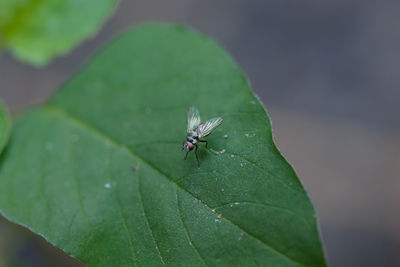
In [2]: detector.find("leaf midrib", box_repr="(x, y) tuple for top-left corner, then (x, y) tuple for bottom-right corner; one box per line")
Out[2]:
(43, 104), (303, 266)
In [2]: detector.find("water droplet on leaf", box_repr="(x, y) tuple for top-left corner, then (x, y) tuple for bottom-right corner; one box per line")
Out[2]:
(45, 142), (53, 151)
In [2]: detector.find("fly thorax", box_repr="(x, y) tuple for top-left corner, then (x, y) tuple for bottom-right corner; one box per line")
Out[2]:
(187, 135), (199, 144)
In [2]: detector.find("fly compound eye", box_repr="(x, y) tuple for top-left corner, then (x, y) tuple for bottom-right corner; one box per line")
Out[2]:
(188, 142), (194, 151)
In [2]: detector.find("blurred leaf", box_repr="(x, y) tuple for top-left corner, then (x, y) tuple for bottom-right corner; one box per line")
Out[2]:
(0, 0), (119, 66)
(0, 100), (10, 155)
(0, 24), (326, 266)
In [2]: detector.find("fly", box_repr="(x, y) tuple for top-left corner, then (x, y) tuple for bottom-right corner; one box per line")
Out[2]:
(182, 106), (223, 167)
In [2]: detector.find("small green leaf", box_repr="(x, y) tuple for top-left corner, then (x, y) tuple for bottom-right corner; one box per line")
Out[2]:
(0, 24), (326, 266)
(0, 100), (10, 155)
(0, 0), (119, 66)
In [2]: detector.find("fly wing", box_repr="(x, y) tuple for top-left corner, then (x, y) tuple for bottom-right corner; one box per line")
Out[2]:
(198, 117), (223, 138)
(187, 106), (200, 133)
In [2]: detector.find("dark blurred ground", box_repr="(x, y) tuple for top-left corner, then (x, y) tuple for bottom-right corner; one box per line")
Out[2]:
(1, 1), (399, 266)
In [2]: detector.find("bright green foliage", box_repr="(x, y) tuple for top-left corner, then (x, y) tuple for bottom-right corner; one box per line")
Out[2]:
(0, 24), (326, 266)
(0, 0), (119, 66)
(0, 100), (10, 155)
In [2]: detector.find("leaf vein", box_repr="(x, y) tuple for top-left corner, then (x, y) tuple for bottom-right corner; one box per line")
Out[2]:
(212, 201), (309, 226)
(71, 138), (104, 264)
(105, 140), (139, 267)
(175, 188), (208, 266)
(132, 139), (302, 195)
(138, 174), (167, 266)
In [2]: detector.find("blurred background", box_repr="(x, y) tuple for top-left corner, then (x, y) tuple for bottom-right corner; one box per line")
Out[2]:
(1, 0), (399, 266)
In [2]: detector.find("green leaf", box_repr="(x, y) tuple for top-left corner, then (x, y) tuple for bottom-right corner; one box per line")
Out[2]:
(0, 100), (10, 155)
(0, 24), (326, 266)
(0, 0), (119, 66)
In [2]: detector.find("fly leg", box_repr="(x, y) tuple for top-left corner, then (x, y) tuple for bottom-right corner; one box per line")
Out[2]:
(199, 140), (208, 148)
(195, 144), (200, 168)
(184, 151), (189, 160)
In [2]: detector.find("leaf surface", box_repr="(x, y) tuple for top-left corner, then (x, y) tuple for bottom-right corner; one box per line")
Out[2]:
(0, 24), (326, 266)
(0, 0), (119, 66)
